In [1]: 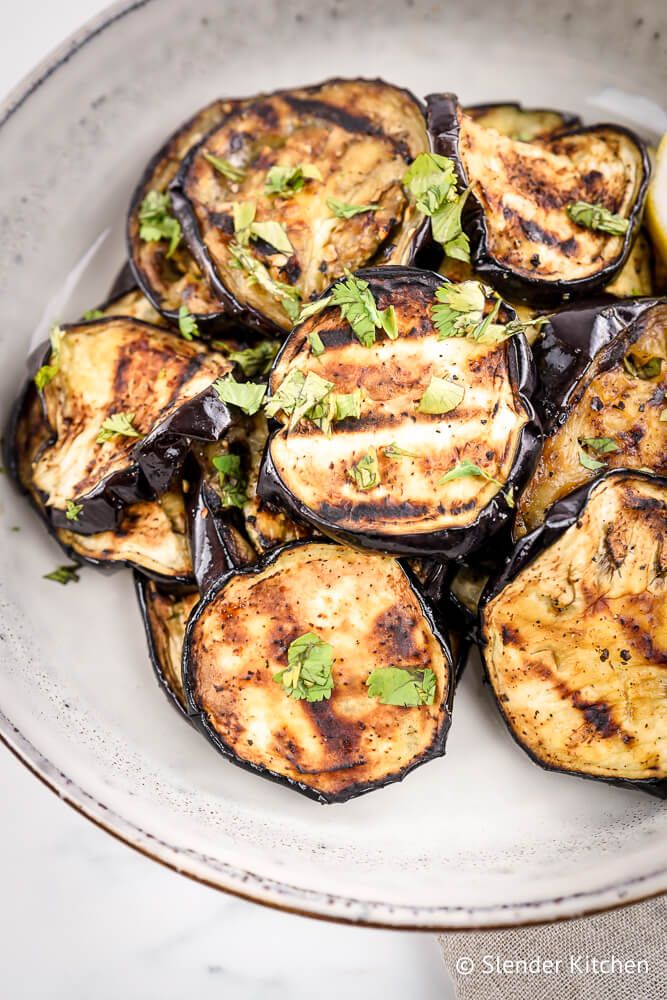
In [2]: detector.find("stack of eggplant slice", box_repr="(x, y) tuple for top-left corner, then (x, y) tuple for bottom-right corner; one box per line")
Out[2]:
(6, 79), (666, 803)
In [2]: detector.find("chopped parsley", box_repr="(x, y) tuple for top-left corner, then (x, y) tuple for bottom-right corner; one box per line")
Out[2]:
(334, 390), (362, 422)
(382, 443), (418, 459)
(178, 305), (199, 341)
(229, 241), (300, 322)
(566, 201), (630, 236)
(622, 353), (663, 380)
(327, 198), (379, 219)
(96, 412), (142, 443)
(203, 152), (245, 183)
(579, 437), (618, 455)
(34, 325), (64, 392)
(366, 666), (436, 707)
(65, 500), (83, 522)
(82, 308), (104, 321)
(138, 190), (181, 257)
(213, 374), (266, 415)
(329, 272), (397, 347)
(308, 331), (325, 356)
(432, 281), (505, 342)
(265, 163), (321, 196)
(44, 564), (80, 585)
(348, 449), (380, 491)
(212, 453), (247, 509)
(438, 458), (514, 507)
(298, 295), (333, 324)
(232, 201), (293, 255)
(417, 376), (465, 415)
(273, 632), (334, 702)
(403, 153), (471, 261)
(224, 340), (279, 378)
(578, 447), (606, 472)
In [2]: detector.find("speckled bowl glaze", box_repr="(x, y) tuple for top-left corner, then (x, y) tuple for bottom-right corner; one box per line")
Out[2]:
(0, 0), (665, 929)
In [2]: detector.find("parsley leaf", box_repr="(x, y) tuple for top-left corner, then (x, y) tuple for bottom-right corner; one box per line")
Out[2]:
(438, 458), (513, 506)
(213, 374), (266, 415)
(417, 376), (465, 415)
(203, 152), (245, 183)
(327, 197), (379, 219)
(229, 241), (300, 322)
(366, 666), (436, 707)
(432, 281), (506, 342)
(96, 412), (142, 444)
(264, 369), (334, 429)
(65, 500), (83, 522)
(330, 272), (397, 347)
(138, 190), (181, 257)
(34, 325), (64, 392)
(579, 437), (618, 454)
(265, 163), (321, 197)
(233, 201), (256, 244)
(250, 220), (294, 255)
(566, 201), (630, 236)
(298, 295), (333, 324)
(578, 447), (606, 472)
(622, 353), (663, 380)
(348, 449), (380, 491)
(403, 153), (471, 261)
(44, 564), (80, 585)
(273, 632), (334, 702)
(225, 340), (279, 378)
(308, 331), (325, 356)
(82, 308), (104, 321)
(178, 305), (199, 341)
(212, 453), (247, 509)
(382, 443), (418, 459)
(334, 390), (362, 422)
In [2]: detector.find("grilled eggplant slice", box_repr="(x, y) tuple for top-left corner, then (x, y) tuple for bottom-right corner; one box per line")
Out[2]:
(94, 285), (168, 326)
(427, 93), (650, 306)
(128, 99), (240, 327)
(136, 576), (199, 714)
(258, 267), (539, 557)
(605, 230), (654, 299)
(481, 472), (667, 797)
(171, 78), (430, 334)
(183, 540), (454, 803)
(464, 103), (579, 142)
(30, 317), (233, 533)
(5, 381), (193, 582)
(516, 298), (667, 537)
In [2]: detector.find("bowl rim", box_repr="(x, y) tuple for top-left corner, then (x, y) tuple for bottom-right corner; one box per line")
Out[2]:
(1, 0), (665, 929)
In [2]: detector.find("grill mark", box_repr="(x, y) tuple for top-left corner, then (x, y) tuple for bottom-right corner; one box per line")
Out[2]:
(282, 95), (410, 158)
(371, 605), (423, 662)
(317, 497), (432, 524)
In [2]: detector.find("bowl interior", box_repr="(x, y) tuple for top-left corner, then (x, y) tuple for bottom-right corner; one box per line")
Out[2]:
(0, 0), (665, 927)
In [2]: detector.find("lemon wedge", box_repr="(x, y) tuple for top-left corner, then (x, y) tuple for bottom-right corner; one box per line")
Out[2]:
(645, 134), (667, 268)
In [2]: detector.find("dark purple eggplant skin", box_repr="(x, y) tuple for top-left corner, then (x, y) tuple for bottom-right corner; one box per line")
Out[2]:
(169, 78), (433, 339)
(425, 93), (651, 308)
(134, 573), (199, 720)
(257, 266), (541, 559)
(479, 469), (667, 800)
(181, 538), (455, 804)
(416, 560), (470, 683)
(533, 296), (665, 427)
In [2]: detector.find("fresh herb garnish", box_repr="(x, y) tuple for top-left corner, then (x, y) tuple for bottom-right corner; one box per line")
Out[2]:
(308, 331), (325, 356)
(212, 453), (247, 509)
(579, 437), (618, 454)
(44, 564), (80, 585)
(34, 325), (64, 392)
(566, 201), (630, 236)
(178, 305), (199, 341)
(138, 190), (181, 257)
(438, 458), (514, 506)
(65, 500), (83, 522)
(622, 353), (663, 380)
(366, 666), (436, 707)
(226, 340), (279, 378)
(82, 308), (104, 321)
(273, 632), (334, 702)
(382, 443), (418, 459)
(232, 201), (293, 255)
(327, 198), (379, 219)
(348, 449), (380, 491)
(96, 412), (142, 443)
(203, 152), (245, 183)
(334, 390), (362, 422)
(417, 376), (465, 415)
(329, 272), (397, 347)
(298, 295), (333, 324)
(432, 281), (506, 342)
(265, 163), (321, 197)
(578, 447), (606, 472)
(213, 374), (266, 415)
(403, 153), (471, 261)
(229, 241), (300, 322)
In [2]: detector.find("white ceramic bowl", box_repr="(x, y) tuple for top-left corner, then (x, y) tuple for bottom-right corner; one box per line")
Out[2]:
(0, 0), (665, 929)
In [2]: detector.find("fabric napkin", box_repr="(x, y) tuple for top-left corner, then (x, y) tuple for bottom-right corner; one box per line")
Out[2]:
(439, 896), (666, 998)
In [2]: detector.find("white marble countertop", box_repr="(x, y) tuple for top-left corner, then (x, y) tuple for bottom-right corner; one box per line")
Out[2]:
(0, 5), (454, 997)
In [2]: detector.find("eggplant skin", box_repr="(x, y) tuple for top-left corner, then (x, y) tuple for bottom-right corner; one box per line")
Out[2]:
(183, 541), (454, 804)
(259, 266), (540, 558)
(135, 574), (199, 717)
(427, 93), (650, 307)
(171, 78), (430, 335)
(4, 380), (194, 583)
(481, 472), (667, 797)
(127, 99), (240, 327)
(516, 299), (667, 537)
(464, 103), (580, 142)
(30, 317), (233, 534)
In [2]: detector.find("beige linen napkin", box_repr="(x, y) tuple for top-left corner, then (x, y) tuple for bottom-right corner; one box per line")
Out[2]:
(439, 896), (666, 999)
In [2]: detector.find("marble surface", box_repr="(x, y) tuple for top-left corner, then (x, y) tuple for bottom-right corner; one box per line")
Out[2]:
(0, 4), (454, 997)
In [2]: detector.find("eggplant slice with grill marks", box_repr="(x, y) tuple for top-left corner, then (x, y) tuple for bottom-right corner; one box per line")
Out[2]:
(183, 540), (454, 803)
(258, 266), (540, 557)
(426, 93), (650, 306)
(464, 103), (580, 142)
(5, 381), (193, 582)
(170, 78), (430, 335)
(481, 472), (667, 797)
(128, 99), (242, 327)
(135, 576), (199, 715)
(30, 316), (233, 534)
(515, 298), (667, 538)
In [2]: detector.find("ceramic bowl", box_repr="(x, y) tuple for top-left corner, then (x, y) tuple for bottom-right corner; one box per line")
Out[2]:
(0, 0), (665, 929)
